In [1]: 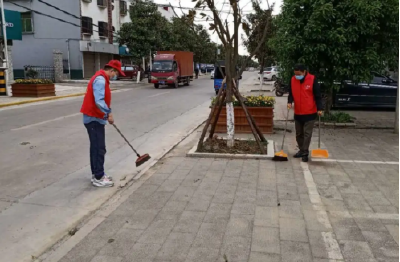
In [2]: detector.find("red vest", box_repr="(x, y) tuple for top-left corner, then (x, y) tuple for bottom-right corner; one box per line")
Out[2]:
(80, 70), (111, 118)
(291, 73), (317, 115)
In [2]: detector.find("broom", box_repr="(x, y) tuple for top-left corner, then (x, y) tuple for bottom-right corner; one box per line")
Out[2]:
(112, 124), (151, 167)
(272, 108), (289, 161)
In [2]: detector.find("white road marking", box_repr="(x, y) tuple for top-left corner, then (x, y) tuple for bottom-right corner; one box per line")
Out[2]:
(312, 158), (399, 165)
(300, 162), (344, 260)
(147, 91), (170, 98)
(12, 113), (81, 131)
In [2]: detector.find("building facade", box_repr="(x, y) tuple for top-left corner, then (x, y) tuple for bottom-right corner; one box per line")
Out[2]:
(5, 0), (174, 80)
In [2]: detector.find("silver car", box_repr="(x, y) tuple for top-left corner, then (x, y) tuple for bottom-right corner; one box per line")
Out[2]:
(211, 70), (214, 79)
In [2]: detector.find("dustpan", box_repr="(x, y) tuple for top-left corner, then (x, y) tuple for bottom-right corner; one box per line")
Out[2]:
(311, 115), (329, 158)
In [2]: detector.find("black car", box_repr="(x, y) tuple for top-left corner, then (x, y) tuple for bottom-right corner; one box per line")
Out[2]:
(201, 66), (214, 73)
(332, 72), (397, 108)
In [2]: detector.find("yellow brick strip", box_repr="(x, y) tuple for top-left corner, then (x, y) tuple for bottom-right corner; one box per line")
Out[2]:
(0, 89), (117, 108)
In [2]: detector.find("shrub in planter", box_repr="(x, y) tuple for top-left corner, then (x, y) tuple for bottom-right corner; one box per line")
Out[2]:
(211, 95), (276, 134)
(321, 111), (353, 123)
(12, 79), (55, 97)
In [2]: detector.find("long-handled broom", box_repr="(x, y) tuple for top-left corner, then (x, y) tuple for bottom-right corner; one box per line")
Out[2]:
(112, 124), (151, 167)
(272, 108), (289, 161)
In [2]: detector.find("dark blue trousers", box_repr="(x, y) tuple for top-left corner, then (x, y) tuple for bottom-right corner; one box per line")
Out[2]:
(85, 121), (106, 177)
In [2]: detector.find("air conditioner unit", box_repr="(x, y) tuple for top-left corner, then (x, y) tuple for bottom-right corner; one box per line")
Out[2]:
(97, 0), (107, 8)
(82, 0), (92, 3)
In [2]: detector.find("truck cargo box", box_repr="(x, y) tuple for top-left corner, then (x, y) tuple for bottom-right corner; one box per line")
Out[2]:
(156, 51), (194, 78)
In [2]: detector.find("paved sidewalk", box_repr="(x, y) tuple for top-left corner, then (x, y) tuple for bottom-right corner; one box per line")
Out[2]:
(55, 124), (398, 262)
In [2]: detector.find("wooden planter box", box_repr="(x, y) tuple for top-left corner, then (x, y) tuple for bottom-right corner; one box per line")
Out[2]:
(11, 83), (55, 97)
(212, 107), (274, 134)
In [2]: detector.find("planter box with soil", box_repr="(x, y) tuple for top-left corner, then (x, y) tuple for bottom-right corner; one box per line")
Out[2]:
(11, 79), (55, 97)
(211, 95), (275, 134)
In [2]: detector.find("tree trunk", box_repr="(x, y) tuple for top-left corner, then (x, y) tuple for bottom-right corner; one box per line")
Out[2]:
(225, 49), (235, 147)
(197, 82), (224, 150)
(209, 85), (226, 138)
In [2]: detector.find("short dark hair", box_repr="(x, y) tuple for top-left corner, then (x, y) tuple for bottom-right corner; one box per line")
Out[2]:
(294, 64), (307, 72)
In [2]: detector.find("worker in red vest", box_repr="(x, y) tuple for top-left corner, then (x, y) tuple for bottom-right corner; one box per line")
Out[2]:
(80, 60), (125, 187)
(287, 64), (323, 162)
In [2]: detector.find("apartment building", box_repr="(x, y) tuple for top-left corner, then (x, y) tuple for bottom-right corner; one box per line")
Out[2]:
(5, 0), (174, 80)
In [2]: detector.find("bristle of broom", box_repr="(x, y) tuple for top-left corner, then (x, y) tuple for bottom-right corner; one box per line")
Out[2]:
(272, 155), (288, 161)
(136, 154), (151, 167)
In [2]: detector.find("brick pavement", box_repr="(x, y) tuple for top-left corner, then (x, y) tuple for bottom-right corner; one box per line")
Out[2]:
(57, 127), (398, 262)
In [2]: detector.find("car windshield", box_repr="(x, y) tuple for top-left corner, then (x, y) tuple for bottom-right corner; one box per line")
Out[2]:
(152, 61), (173, 72)
(264, 67), (273, 72)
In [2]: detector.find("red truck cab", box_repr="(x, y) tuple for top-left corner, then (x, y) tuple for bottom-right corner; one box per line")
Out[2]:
(151, 51), (194, 89)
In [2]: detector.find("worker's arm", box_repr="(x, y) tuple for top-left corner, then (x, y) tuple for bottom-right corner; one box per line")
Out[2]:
(287, 80), (293, 104)
(92, 76), (111, 119)
(313, 77), (323, 111)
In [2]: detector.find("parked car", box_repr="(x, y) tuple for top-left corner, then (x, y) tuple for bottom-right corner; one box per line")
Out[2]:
(278, 71), (398, 108)
(118, 65), (143, 80)
(201, 66), (214, 73)
(258, 66), (280, 81)
(210, 70), (214, 79)
(331, 71), (398, 108)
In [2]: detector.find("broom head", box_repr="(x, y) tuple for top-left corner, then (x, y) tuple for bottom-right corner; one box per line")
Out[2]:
(136, 154), (151, 167)
(272, 150), (288, 161)
(311, 149), (329, 158)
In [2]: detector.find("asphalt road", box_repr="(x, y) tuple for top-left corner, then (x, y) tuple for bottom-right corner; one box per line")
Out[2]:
(0, 73), (225, 262)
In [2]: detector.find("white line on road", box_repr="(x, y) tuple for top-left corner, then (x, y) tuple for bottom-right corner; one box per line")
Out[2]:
(301, 162), (344, 261)
(12, 113), (81, 131)
(147, 91), (170, 98)
(312, 158), (399, 165)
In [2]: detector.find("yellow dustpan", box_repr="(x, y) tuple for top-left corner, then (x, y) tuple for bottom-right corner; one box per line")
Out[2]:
(311, 115), (329, 158)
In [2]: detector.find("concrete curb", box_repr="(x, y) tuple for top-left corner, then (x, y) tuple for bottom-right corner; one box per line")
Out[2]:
(187, 139), (275, 160)
(0, 92), (86, 108)
(0, 89), (118, 108)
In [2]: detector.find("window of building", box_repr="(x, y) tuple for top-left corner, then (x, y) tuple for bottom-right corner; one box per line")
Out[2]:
(82, 17), (93, 35)
(120, 1), (127, 15)
(21, 12), (33, 33)
(98, 21), (109, 38)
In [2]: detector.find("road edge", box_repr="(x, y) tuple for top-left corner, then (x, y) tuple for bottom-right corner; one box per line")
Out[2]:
(38, 118), (207, 262)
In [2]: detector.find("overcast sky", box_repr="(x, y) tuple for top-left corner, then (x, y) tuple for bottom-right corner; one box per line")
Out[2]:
(154, 0), (283, 55)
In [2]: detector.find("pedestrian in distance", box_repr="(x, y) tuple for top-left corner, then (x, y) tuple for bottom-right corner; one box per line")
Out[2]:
(194, 64), (199, 79)
(80, 60), (126, 187)
(287, 63), (323, 162)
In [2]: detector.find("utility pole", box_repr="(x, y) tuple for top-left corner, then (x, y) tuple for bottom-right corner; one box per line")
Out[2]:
(0, 0), (9, 96)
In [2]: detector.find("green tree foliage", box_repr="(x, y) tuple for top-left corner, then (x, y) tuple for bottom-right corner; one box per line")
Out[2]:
(117, 0), (217, 64)
(117, 1), (167, 62)
(243, 1), (276, 71)
(271, 0), (399, 111)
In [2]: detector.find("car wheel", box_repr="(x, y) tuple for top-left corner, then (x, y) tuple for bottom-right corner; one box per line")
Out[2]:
(154, 84), (159, 89)
(272, 75), (277, 81)
(275, 90), (284, 97)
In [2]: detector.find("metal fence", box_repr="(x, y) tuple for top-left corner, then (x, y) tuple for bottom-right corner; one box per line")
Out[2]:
(23, 65), (55, 82)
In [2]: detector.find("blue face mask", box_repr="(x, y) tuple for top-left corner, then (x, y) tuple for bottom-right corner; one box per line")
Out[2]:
(111, 75), (117, 81)
(295, 75), (304, 80)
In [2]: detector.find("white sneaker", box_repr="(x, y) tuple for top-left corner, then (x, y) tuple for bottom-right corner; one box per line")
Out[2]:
(92, 176), (114, 187)
(92, 174), (112, 182)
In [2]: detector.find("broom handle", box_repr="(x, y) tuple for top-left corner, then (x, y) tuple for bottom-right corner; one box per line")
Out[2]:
(112, 124), (140, 157)
(318, 115), (321, 148)
(281, 108), (289, 150)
